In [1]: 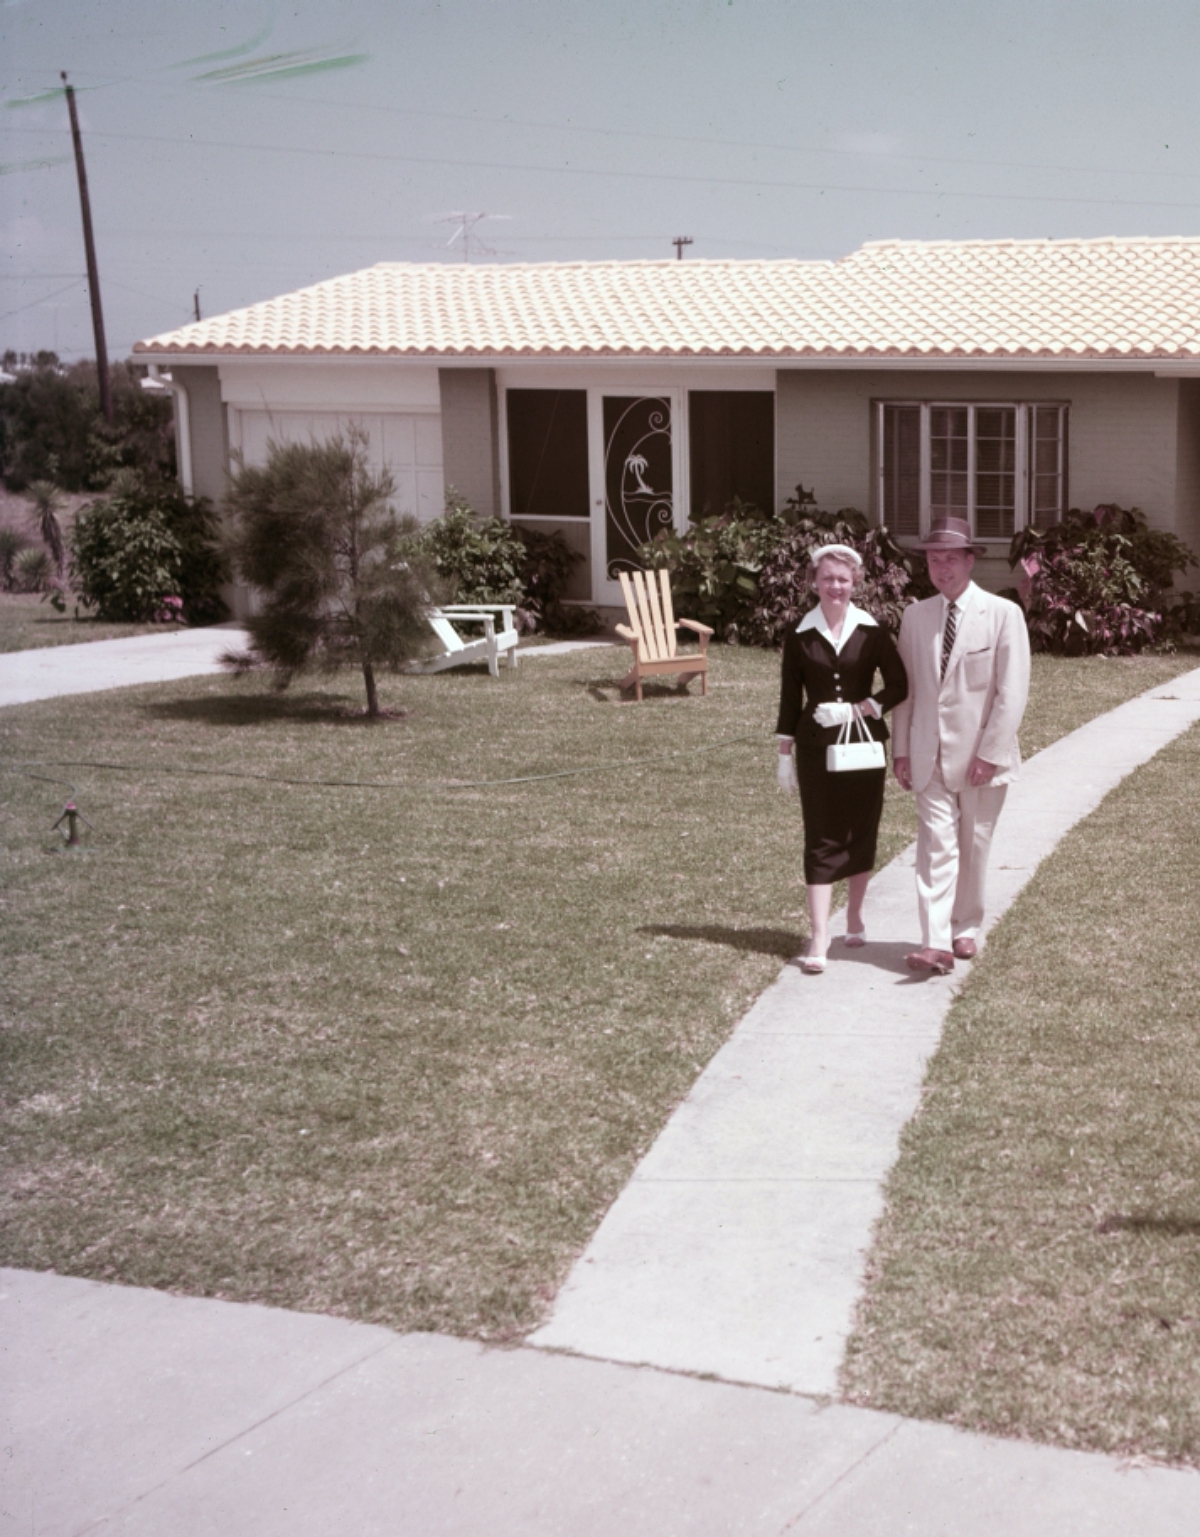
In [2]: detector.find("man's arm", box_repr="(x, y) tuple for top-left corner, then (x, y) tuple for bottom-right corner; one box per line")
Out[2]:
(890, 606), (916, 763)
(976, 598), (1032, 770)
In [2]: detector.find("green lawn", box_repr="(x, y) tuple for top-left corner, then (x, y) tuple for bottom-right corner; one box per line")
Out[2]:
(0, 592), (160, 653)
(842, 710), (1200, 1466)
(0, 645), (1194, 1347)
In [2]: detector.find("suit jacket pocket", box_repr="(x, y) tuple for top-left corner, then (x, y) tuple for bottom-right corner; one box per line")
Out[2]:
(965, 648), (993, 691)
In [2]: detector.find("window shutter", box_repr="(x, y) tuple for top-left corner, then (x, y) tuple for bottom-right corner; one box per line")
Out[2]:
(882, 405), (921, 535)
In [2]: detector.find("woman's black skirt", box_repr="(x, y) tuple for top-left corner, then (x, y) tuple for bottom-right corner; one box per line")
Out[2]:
(796, 746), (886, 884)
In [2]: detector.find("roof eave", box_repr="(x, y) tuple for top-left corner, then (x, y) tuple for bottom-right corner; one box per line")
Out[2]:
(133, 343), (1200, 371)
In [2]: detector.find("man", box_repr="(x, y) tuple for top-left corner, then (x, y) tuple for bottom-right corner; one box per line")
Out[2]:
(891, 516), (1031, 975)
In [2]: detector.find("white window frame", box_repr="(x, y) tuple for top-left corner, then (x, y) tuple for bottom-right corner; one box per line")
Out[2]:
(875, 400), (1068, 543)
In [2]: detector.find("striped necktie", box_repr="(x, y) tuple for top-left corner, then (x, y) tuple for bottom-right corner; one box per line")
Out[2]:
(941, 601), (958, 680)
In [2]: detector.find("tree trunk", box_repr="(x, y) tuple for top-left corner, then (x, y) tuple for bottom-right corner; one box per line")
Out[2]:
(362, 657), (380, 718)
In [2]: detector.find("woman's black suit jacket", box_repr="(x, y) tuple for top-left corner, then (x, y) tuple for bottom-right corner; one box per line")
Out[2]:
(775, 609), (908, 746)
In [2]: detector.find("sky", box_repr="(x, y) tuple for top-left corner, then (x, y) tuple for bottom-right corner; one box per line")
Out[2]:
(3, 0), (1200, 360)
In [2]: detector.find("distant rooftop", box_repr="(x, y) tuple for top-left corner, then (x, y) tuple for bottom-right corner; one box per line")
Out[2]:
(134, 237), (1200, 362)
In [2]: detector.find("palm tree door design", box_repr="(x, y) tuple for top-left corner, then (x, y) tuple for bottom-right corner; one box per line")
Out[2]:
(597, 395), (676, 605)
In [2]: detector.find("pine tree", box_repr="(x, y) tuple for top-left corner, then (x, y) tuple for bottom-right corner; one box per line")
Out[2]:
(224, 427), (434, 718)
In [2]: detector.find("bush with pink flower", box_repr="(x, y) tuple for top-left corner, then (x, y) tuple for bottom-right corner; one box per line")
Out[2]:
(1007, 504), (1197, 655)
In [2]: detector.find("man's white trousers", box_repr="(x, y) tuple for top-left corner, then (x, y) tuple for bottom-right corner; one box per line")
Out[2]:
(914, 764), (1008, 952)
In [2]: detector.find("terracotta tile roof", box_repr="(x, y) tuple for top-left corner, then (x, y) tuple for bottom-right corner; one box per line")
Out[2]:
(134, 238), (1200, 361)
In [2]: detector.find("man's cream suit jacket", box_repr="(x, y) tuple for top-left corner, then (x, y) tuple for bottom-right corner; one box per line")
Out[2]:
(891, 583), (1031, 794)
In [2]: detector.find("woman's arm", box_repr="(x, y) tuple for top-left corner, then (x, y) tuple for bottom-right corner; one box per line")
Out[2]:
(775, 633), (806, 737)
(868, 627), (909, 716)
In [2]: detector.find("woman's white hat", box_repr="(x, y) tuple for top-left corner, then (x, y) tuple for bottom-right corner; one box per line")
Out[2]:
(808, 542), (863, 570)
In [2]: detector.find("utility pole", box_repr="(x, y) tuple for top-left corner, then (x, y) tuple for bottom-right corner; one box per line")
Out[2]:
(672, 235), (694, 260)
(193, 289), (202, 323)
(61, 72), (111, 421)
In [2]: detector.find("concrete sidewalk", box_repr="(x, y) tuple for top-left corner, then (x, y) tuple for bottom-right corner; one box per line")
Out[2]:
(5, 1267), (1197, 1536)
(0, 626), (251, 708)
(0, 629), (615, 710)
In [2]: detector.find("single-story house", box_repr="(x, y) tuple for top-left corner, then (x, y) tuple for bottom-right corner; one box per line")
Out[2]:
(134, 237), (1200, 616)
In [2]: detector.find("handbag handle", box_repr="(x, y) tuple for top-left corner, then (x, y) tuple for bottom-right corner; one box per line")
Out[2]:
(836, 705), (874, 746)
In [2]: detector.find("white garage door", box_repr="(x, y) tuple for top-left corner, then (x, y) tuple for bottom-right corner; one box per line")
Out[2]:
(232, 410), (445, 523)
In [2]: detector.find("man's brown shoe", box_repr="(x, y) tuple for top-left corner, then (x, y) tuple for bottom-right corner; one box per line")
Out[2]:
(952, 937), (977, 960)
(905, 947), (955, 975)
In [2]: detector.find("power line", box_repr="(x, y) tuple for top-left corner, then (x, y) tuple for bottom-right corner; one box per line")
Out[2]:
(30, 75), (1199, 189)
(11, 120), (1200, 212)
(0, 277), (86, 323)
(254, 93), (1200, 188)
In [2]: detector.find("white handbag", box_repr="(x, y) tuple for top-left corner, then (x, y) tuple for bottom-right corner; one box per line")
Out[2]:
(826, 705), (886, 773)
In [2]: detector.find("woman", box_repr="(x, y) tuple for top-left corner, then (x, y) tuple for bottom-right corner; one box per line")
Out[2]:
(775, 544), (908, 974)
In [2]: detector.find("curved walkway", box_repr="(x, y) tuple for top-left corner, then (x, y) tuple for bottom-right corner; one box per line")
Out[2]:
(5, 648), (1200, 1534)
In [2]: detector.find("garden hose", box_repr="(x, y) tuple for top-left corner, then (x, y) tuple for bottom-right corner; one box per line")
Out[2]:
(3, 731), (766, 799)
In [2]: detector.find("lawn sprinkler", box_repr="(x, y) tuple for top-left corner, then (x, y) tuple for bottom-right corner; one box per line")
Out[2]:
(51, 800), (93, 849)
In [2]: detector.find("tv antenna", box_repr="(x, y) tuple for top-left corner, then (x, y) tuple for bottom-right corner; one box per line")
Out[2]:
(433, 211), (512, 262)
(672, 235), (694, 260)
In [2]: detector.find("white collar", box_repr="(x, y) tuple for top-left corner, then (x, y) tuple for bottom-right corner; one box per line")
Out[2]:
(797, 601), (878, 655)
(942, 581), (978, 615)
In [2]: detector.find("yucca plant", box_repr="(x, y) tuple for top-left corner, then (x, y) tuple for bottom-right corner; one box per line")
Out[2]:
(14, 544), (53, 593)
(0, 525), (30, 591)
(27, 479), (66, 575)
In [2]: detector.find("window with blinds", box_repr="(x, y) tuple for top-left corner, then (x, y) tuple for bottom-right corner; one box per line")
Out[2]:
(879, 401), (1067, 540)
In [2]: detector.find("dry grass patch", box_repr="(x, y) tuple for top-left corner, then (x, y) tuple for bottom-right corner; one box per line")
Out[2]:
(1, 645), (1194, 1342)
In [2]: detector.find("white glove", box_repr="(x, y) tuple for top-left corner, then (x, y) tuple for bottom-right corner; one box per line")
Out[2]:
(776, 751), (799, 795)
(858, 697), (881, 719)
(813, 701), (854, 728)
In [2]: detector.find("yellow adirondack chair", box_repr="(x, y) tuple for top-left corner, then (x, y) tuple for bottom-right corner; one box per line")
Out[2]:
(616, 569), (713, 701)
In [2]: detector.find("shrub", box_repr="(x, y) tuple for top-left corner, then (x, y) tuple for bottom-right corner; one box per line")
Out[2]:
(512, 525), (602, 636)
(1009, 504), (1197, 655)
(409, 493), (601, 635)
(0, 359), (175, 491)
(749, 500), (931, 643)
(13, 545), (53, 593)
(0, 361), (96, 490)
(0, 525), (31, 591)
(640, 497), (788, 640)
(71, 496), (182, 621)
(415, 491), (525, 605)
(71, 477), (227, 624)
(641, 489), (931, 644)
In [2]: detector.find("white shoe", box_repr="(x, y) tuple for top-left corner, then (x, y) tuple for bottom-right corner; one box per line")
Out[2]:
(800, 944), (827, 975)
